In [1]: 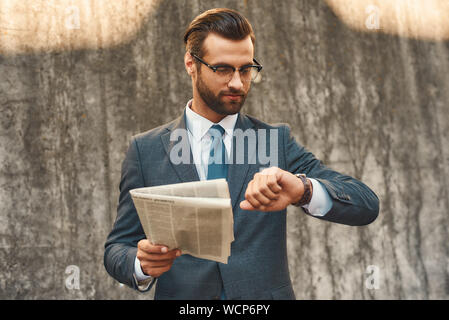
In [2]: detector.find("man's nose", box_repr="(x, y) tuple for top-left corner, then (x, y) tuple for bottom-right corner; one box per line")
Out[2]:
(227, 70), (244, 91)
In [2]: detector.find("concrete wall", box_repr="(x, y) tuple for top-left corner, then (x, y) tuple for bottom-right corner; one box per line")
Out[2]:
(1, 0), (448, 299)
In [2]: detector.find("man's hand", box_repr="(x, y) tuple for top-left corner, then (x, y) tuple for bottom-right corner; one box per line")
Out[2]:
(137, 239), (182, 278)
(239, 167), (304, 212)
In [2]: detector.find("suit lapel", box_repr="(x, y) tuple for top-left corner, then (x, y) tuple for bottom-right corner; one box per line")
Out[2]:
(227, 113), (256, 210)
(161, 112), (200, 183)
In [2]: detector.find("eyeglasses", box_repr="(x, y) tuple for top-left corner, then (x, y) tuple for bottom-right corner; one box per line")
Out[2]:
(190, 53), (263, 83)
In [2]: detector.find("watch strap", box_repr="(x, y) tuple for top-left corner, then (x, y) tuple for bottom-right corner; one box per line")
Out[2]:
(292, 173), (313, 207)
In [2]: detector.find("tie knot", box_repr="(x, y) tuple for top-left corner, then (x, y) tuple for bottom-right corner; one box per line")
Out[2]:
(209, 124), (225, 137)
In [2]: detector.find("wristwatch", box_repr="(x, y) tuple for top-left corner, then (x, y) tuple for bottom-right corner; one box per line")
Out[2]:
(292, 173), (313, 207)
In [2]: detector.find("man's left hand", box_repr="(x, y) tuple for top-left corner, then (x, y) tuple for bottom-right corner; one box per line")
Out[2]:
(239, 167), (304, 212)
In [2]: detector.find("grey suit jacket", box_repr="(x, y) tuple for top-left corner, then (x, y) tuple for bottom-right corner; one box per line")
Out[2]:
(104, 111), (379, 300)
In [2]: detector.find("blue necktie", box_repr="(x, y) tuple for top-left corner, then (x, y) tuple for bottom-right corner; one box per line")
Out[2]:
(206, 124), (227, 299)
(207, 124), (228, 180)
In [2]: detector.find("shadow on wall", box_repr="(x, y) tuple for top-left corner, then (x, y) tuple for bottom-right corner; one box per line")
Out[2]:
(0, 0), (161, 56)
(0, 0), (448, 57)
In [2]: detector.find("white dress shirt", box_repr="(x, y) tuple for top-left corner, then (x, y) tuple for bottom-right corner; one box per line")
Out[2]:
(134, 99), (333, 284)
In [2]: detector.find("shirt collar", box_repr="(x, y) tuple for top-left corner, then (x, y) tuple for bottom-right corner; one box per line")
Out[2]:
(185, 99), (238, 141)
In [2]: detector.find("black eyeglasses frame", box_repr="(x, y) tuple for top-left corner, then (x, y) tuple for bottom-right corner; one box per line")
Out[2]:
(190, 52), (263, 81)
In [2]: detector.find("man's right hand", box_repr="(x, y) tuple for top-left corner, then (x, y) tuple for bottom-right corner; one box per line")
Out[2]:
(136, 239), (182, 278)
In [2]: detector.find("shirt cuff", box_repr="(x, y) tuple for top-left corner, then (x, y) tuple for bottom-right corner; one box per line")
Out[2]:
(133, 256), (154, 291)
(134, 256), (152, 281)
(302, 178), (333, 217)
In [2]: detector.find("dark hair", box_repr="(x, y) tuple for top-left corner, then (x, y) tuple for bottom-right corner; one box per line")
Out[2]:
(183, 8), (255, 59)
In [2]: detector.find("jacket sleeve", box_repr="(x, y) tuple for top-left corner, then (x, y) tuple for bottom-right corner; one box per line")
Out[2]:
(282, 125), (379, 226)
(104, 137), (156, 292)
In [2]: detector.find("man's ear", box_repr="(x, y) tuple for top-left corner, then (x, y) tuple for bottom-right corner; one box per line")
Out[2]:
(184, 52), (195, 76)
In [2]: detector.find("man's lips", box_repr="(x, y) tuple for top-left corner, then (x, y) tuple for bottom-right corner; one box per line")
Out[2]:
(222, 94), (243, 100)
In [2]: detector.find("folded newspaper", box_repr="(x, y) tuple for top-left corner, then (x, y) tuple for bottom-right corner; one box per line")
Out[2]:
(130, 179), (234, 264)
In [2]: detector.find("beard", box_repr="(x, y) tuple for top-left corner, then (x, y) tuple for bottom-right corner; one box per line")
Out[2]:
(196, 73), (247, 116)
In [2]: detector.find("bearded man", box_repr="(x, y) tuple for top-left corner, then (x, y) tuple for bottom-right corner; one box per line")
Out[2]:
(104, 8), (379, 300)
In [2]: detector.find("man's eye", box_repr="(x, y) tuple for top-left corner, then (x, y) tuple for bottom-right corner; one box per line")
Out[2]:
(215, 67), (233, 74)
(240, 68), (251, 75)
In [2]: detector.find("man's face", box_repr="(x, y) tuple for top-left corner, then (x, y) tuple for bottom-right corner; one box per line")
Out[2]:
(194, 33), (254, 116)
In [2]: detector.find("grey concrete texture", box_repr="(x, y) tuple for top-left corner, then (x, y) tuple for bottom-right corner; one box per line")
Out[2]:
(1, 0), (448, 299)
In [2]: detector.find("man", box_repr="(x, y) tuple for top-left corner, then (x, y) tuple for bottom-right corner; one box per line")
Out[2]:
(104, 8), (379, 300)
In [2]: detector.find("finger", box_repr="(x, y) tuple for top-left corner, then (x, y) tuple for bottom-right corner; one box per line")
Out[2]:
(138, 239), (170, 254)
(244, 180), (263, 208)
(137, 247), (181, 261)
(266, 173), (282, 193)
(256, 174), (281, 200)
(143, 264), (173, 278)
(251, 175), (272, 206)
(142, 258), (175, 268)
(148, 249), (181, 261)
